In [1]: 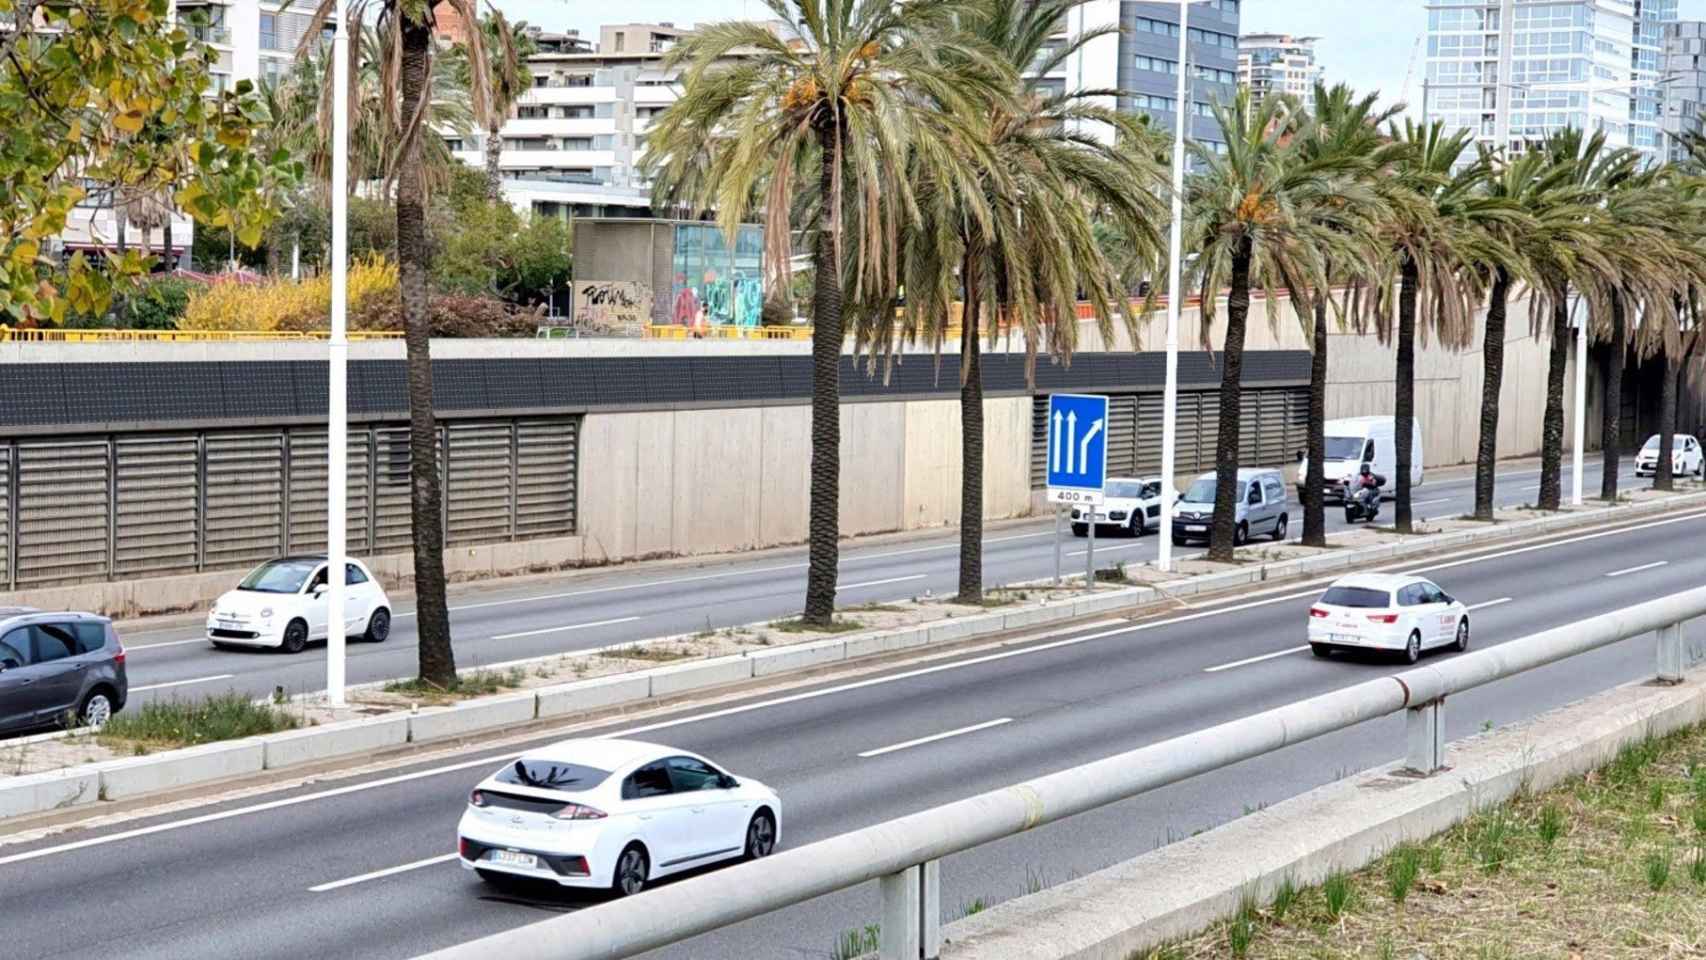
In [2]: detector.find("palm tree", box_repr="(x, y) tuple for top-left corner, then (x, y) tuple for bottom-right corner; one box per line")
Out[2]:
(1467, 147), (1595, 520)
(646, 0), (1009, 624)
(474, 6), (534, 201)
(297, 0), (490, 688)
(1178, 89), (1362, 561)
(863, 0), (1162, 602)
(1365, 122), (1521, 532)
(1291, 83), (1400, 546)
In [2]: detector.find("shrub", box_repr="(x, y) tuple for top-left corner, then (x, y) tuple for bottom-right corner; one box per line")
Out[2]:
(180, 255), (398, 332)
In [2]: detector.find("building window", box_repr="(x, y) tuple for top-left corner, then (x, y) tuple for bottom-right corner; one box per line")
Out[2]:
(1193, 65), (1237, 85)
(1135, 55), (1179, 75)
(1136, 17), (1179, 38)
(1132, 93), (1177, 113)
(259, 13), (278, 50)
(517, 106), (548, 119)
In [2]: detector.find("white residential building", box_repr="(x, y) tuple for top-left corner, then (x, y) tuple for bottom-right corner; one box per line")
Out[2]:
(1423, 0), (1679, 165)
(1238, 33), (1323, 103)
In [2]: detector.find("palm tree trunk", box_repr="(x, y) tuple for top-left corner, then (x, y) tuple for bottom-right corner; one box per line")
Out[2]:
(1394, 256), (1418, 532)
(1538, 293), (1570, 511)
(1600, 293), (1625, 501)
(1657, 351), (1677, 491)
(1302, 295), (1327, 547)
(485, 124), (504, 203)
(801, 129), (843, 624)
(1208, 236), (1252, 562)
(163, 215), (174, 273)
(399, 15), (455, 687)
(114, 203), (127, 256)
(955, 257), (983, 604)
(1473, 266), (1509, 520)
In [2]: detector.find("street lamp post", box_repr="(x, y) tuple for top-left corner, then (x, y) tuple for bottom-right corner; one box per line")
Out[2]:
(1157, 0), (1206, 573)
(326, 0), (350, 706)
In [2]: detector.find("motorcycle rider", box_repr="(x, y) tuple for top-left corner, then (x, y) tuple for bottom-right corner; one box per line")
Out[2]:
(1350, 463), (1384, 516)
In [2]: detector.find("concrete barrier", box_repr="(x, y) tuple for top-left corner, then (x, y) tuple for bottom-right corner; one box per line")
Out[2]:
(646, 656), (755, 698)
(261, 714), (411, 770)
(535, 675), (652, 719)
(94, 739), (265, 801)
(408, 693), (538, 744)
(843, 625), (930, 660)
(0, 768), (100, 819)
(748, 639), (847, 677)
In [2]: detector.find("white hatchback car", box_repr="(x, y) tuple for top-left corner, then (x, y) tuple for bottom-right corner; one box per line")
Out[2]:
(1307, 573), (1469, 664)
(1634, 433), (1704, 478)
(457, 739), (781, 896)
(1071, 476), (1165, 537)
(207, 556), (392, 654)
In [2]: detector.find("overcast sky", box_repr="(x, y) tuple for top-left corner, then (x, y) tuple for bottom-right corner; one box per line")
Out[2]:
(492, 0), (1706, 115)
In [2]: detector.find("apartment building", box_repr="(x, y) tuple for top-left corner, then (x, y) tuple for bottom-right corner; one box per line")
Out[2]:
(1423, 0), (1679, 165)
(1238, 32), (1323, 103)
(1662, 20), (1706, 162)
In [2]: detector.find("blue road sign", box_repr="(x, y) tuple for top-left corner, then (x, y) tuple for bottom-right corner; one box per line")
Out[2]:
(1045, 393), (1109, 503)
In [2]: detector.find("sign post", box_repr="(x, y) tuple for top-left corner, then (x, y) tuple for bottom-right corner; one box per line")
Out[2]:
(1045, 394), (1109, 589)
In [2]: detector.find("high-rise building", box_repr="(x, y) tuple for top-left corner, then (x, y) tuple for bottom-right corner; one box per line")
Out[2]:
(1423, 0), (1678, 165)
(1039, 0), (1242, 151)
(1238, 33), (1323, 103)
(1661, 20), (1706, 163)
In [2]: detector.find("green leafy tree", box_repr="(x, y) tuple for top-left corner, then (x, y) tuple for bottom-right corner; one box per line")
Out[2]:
(0, 0), (293, 323)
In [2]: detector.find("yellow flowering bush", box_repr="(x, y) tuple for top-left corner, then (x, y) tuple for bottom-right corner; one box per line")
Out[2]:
(179, 256), (399, 331)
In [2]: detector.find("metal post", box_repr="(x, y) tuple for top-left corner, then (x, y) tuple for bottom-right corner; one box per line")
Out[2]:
(920, 859), (941, 960)
(1572, 62), (1596, 508)
(326, 0), (351, 708)
(1156, 0), (1193, 573)
(879, 865), (921, 960)
(1084, 507), (1096, 589)
(1657, 621), (1684, 684)
(1053, 505), (1063, 585)
(291, 237), (300, 281)
(1405, 700), (1445, 775)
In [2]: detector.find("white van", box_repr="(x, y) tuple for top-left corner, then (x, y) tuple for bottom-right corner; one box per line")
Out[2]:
(1295, 416), (1423, 503)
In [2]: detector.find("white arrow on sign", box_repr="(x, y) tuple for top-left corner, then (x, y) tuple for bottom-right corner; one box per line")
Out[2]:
(1065, 411), (1077, 474)
(1078, 418), (1104, 474)
(1052, 410), (1064, 473)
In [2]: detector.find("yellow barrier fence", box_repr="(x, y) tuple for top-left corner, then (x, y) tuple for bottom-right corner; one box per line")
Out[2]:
(642, 324), (814, 341)
(0, 327), (405, 343)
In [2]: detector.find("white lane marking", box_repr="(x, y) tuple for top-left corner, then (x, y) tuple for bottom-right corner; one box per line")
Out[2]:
(1467, 598), (1512, 612)
(3, 506), (1692, 867)
(836, 575), (927, 592)
(1606, 560), (1668, 578)
(857, 718), (1014, 758)
(130, 674), (235, 693)
(1203, 646), (1311, 673)
(1409, 510), (1706, 575)
(1410, 498), (1451, 507)
(308, 853), (459, 893)
(1067, 543), (1145, 558)
(489, 617), (642, 642)
(846, 532), (1052, 565)
(129, 637), (220, 652)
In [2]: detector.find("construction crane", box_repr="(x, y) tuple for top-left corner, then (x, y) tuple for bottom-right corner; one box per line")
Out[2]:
(1401, 33), (1424, 108)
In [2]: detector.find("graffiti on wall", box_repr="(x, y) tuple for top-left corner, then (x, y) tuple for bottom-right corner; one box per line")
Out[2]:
(573, 281), (654, 334)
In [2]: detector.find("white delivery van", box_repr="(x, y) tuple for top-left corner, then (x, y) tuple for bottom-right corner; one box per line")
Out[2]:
(1295, 416), (1423, 502)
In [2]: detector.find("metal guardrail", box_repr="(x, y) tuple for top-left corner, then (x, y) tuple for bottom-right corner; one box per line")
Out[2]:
(418, 583), (1706, 960)
(0, 327), (404, 343)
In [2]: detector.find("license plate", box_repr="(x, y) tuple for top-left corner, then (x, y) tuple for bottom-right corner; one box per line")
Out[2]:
(490, 849), (537, 869)
(217, 619), (242, 629)
(1186, 525), (1206, 532)
(1330, 633), (1360, 644)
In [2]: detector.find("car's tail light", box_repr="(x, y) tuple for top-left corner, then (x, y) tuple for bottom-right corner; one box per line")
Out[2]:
(1367, 614), (1399, 624)
(458, 837), (477, 860)
(551, 803), (607, 821)
(469, 789), (489, 808)
(113, 643), (125, 666)
(562, 856), (591, 876)
(1309, 607), (1330, 618)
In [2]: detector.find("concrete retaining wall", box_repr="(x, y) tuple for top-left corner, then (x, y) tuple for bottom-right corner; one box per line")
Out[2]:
(92, 739), (265, 801)
(260, 714), (411, 770)
(0, 768), (100, 819)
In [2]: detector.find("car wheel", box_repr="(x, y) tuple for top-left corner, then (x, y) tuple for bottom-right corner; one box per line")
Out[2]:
(1071, 523), (1087, 538)
(1129, 516), (1145, 537)
(1272, 514), (1288, 541)
(1310, 643), (1332, 659)
(1403, 630), (1422, 665)
(1344, 507), (1356, 524)
(364, 607), (391, 643)
(77, 689), (114, 728)
(1234, 522), (1249, 546)
(1454, 618), (1470, 653)
(281, 619), (309, 655)
(612, 844), (649, 897)
(744, 810), (777, 861)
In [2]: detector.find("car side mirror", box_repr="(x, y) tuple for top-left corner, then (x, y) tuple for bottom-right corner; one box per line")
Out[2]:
(0, 658), (18, 671)
(719, 775), (739, 789)
(312, 583), (328, 596)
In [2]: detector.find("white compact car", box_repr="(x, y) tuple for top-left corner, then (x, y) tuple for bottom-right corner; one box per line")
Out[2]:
(1071, 476), (1165, 537)
(1307, 573), (1469, 664)
(1634, 434), (1704, 478)
(207, 556), (392, 653)
(457, 739), (781, 896)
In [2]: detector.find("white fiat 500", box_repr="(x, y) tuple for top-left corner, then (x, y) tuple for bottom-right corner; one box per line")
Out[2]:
(1307, 573), (1469, 664)
(206, 556), (392, 654)
(457, 739), (781, 896)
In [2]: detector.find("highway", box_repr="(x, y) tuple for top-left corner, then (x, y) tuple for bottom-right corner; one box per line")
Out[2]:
(113, 459), (1612, 706)
(0, 475), (1691, 960)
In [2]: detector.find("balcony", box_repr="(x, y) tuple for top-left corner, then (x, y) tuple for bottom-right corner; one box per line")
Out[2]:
(187, 24), (231, 44)
(500, 117), (616, 138)
(522, 86), (615, 106)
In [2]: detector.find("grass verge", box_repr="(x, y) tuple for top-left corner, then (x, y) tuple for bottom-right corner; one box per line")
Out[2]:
(768, 617), (866, 634)
(1151, 722), (1706, 958)
(98, 691), (299, 750)
(382, 667), (526, 701)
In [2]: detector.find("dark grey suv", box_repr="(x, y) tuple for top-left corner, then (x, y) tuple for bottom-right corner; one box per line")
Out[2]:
(0, 609), (128, 734)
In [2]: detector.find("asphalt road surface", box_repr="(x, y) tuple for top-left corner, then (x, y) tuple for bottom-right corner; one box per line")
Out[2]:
(112, 459), (1615, 707)
(2, 480), (1694, 960)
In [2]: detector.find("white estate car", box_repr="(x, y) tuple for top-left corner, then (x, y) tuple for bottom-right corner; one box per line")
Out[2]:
(1634, 434), (1704, 478)
(1307, 573), (1469, 664)
(457, 739), (781, 896)
(1071, 476), (1165, 537)
(207, 556), (392, 653)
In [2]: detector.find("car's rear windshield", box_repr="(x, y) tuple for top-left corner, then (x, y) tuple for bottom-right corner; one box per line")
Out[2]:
(496, 759), (613, 792)
(1320, 586), (1391, 608)
(238, 559), (319, 593)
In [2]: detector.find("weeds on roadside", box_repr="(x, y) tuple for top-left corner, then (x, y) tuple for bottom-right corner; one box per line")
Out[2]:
(1386, 845), (1421, 904)
(1270, 874), (1299, 919)
(1537, 802), (1565, 850)
(959, 897), (987, 918)
(1471, 810), (1513, 873)
(1226, 893), (1256, 957)
(1322, 869), (1354, 918)
(830, 924), (880, 960)
(1645, 847), (1674, 892)
(1691, 845), (1706, 886)
(1024, 865), (1048, 896)
(1649, 780), (1667, 810)
(99, 691), (298, 747)
(383, 667), (525, 699)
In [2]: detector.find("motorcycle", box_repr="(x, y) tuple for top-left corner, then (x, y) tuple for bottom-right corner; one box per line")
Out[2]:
(1343, 473), (1383, 524)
